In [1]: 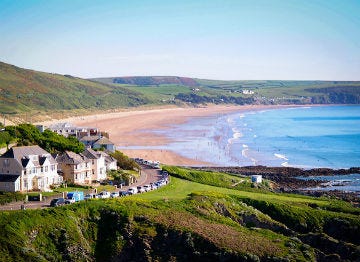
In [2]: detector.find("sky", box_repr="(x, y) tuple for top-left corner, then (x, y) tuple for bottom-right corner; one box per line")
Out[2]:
(0, 0), (359, 80)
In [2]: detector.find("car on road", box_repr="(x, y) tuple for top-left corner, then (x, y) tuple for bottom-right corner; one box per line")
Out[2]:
(97, 191), (111, 199)
(137, 186), (145, 193)
(110, 192), (119, 198)
(128, 187), (137, 195)
(143, 184), (151, 192)
(84, 193), (98, 200)
(50, 198), (67, 207)
(65, 198), (76, 204)
(120, 191), (129, 197)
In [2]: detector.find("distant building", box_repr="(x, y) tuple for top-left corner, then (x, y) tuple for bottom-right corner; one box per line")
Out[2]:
(48, 122), (99, 138)
(251, 175), (262, 183)
(79, 135), (115, 152)
(0, 145), (62, 192)
(242, 89), (254, 95)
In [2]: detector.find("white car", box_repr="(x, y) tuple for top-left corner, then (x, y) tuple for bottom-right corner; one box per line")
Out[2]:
(128, 187), (138, 195)
(110, 192), (119, 198)
(137, 186), (145, 193)
(143, 185), (151, 192)
(84, 193), (97, 200)
(98, 191), (110, 199)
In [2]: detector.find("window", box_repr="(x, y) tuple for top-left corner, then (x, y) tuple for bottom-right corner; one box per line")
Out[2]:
(3, 159), (10, 167)
(32, 167), (37, 174)
(41, 167), (43, 172)
(45, 166), (48, 172)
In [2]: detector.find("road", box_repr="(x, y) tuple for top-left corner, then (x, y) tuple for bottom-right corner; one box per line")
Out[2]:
(0, 165), (163, 211)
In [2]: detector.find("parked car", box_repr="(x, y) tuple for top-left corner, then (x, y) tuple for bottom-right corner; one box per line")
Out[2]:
(110, 192), (119, 198)
(143, 184), (151, 192)
(50, 198), (66, 207)
(84, 193), (97, 200)
(120, 191), (129, 197)
(137, 186), (145, 193)
(98, 191), (111, 199)
(65, 198), (76, 204)
(128, 187), (137, 195)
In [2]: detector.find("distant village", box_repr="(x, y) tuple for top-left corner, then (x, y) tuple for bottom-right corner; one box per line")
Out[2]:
(0, 122), (118, 192)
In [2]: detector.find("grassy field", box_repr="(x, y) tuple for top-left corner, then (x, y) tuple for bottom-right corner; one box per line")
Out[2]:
(0, 167), (358, 261)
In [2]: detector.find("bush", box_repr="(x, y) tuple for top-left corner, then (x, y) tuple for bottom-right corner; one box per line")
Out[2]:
(110, 150), (139, 170)
(0, 192), (26, 205)
(5, 124), (84, 153)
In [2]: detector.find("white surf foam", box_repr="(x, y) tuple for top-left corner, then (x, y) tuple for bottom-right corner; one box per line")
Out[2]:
(274, 153), (288, 161)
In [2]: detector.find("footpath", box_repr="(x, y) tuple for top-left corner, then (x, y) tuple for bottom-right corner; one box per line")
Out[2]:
(0, 166), (162, 211)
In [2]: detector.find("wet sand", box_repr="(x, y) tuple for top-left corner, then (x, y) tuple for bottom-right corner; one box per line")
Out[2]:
(38, 105), (297, 165)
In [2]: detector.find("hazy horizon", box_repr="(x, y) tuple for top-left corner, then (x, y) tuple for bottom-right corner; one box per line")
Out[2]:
(1, 0), (359, 81)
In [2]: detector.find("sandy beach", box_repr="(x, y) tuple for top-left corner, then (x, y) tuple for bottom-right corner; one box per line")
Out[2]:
(38, 105), (296, 166)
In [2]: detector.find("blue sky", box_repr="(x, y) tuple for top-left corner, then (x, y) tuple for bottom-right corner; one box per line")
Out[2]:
(0, 0), (359, 80)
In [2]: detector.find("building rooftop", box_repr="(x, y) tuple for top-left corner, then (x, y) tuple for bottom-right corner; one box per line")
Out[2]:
(0, 145), (56, 165)
(0, 174), (20, 182)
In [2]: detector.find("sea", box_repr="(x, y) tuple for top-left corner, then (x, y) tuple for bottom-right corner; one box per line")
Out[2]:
(161, 105), (360, 169)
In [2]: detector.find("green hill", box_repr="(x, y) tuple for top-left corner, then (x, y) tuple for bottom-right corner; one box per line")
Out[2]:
(95, 77), (360, 105)
(0, 62), (150, 115)
(0, 167), (359, 261)
(1, 61), (360, 118)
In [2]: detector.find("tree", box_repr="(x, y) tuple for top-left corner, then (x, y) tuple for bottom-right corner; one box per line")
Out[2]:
(110, 150), (140, 170)
(0, 131), (12, 149)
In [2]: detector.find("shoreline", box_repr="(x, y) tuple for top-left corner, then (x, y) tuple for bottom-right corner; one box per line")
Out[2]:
(37, 104), (303, 166)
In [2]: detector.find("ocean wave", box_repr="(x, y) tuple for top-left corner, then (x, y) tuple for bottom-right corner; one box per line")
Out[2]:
(274, 153), (289, 161)
(241, 147), (257, 165)
(232, 127), (240, 133)
(281, 162), (290, 167)
(227, 117), (235, 124)
(239, 114), (245, 118)
(233, 132), (242, 139)
(242, 148), (248, 157)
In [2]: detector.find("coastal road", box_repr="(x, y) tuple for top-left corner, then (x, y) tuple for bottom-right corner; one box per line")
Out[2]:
(0, 166), (162, 211)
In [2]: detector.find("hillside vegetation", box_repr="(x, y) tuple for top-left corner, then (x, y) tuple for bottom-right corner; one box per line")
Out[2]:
(3, 124), (84, 153)
(1, 61), (360, 118)
(0, 62), (149, 115)
(0, 167), (359, 261)
(95, 77), (360, 105)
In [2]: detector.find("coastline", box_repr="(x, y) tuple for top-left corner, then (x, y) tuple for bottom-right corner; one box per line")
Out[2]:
(37, 104), (300, 165)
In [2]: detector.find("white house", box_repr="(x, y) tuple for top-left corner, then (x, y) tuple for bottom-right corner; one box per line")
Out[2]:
(251, 175), (262, 183)
(99, 151), (117, 171)
(48, 122), (99, 138)
(0, 145), (62, 192)
(82, 148), (107, 181)
(80, 135), (116, 153)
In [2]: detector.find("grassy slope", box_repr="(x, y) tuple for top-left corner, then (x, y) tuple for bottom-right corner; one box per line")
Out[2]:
(0, 62), (150, 114)
(0, 167), (358, 261)
(1, 61), (360, 116)
(96, 77), (360, 105)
